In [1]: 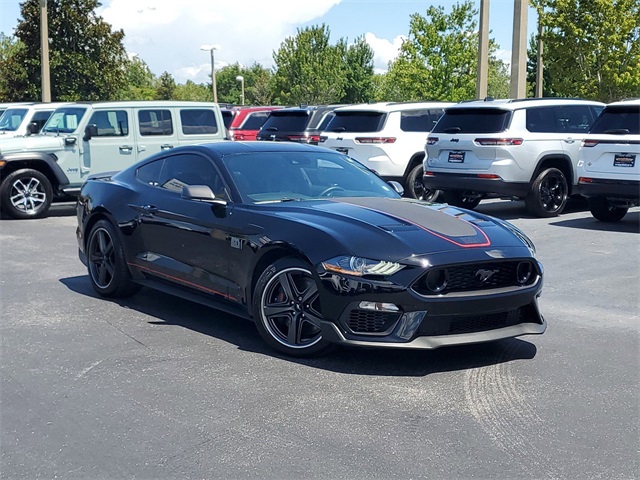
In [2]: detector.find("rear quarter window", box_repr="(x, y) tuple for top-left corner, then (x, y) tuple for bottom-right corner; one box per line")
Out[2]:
(139, 109), (173, 136)
(325, 111), (386, 133)
(433, 108), (512, 134)
(400, 109), (443, 132)
(180, 109), (219, 135)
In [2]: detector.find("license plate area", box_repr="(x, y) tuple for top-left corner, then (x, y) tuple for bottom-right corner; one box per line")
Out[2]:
(613, 154), (635, 167)
(334, 147), (349, 155)
(448, 151), (465, 163)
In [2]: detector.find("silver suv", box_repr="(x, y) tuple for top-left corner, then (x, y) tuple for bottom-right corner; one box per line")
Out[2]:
(0, 101), (226, 219)
(423, 98), (605, 216)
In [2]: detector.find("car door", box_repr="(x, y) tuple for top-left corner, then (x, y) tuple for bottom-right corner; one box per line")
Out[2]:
(132, 152), (235, 302)
(135, 107), (179, 160)
(82, 107), (136, 175)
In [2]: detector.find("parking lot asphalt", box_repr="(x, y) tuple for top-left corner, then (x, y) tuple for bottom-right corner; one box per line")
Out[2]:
(1, 199), (638, 479)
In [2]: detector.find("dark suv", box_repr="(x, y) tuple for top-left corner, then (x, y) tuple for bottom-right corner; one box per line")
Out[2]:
(256, 105), (343, 144)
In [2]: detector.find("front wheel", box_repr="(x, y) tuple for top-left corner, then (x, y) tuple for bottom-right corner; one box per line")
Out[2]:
(86, 219), (141, 298)
(588, 197), (628, 222)
(405, 164), (440, 202)
(0, 168), (53, 219)
(525, 168), (568, 217)
(443, 190), (481, 209)
(253, 257), (332, 357)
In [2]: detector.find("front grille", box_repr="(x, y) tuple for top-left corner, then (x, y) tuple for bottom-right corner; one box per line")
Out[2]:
(346, 309), (401, 334)
(413, 260), (537, 296)
(418, 304), (540, 336)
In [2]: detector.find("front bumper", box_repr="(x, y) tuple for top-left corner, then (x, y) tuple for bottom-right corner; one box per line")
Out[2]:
(422, 172), (531, 197)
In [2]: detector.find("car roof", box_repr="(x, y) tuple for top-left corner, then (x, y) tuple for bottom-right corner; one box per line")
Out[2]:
(446, 98), (605, 111)
(198, 141), (330, 156)
(62, 100), (220, 108)
(606, 98), (640, 107)
(333, 101), (456, 113)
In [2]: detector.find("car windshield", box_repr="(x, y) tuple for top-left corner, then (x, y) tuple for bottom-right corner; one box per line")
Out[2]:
(260, 111), (310, 132)
(222, 151), (400, 204)
(0, 108), (28, 131)
(589, 105), (640, 135)
(432, 108), (512, 134)
(41, 107), (88, 134)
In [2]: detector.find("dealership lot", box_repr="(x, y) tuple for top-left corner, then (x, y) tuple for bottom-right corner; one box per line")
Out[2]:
(1, 200), (638, 479)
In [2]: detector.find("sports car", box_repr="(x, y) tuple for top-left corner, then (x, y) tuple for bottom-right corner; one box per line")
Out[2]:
(76, 142), (546, 356)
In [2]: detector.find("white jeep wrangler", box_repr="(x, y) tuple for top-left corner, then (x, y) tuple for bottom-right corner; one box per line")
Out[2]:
(0, 101), (226, 219)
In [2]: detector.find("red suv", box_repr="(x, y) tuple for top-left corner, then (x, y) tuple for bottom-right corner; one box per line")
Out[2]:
(227, 106), (283, 141)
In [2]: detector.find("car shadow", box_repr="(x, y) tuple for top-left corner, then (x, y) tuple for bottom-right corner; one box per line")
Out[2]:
(549, 210), (640, 233)
(60, 275), (539, 377)
(473, 197), (588, 220)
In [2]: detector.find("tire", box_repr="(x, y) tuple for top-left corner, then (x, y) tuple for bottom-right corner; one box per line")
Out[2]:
(0, 168), (53, 219)
(405, 164), (441, 202)
(443, 190), (481, 210)
(253, 257), (332, 357)
(86, 219), (141, 298)
(525, 167), (568, 217)
(588, 197), (628, 222)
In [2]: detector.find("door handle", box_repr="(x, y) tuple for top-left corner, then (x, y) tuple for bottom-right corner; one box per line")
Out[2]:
(161, 144), (174, 150)
(142, 205), (158, 214)
(119, 145), (133, 153)
(564, 138), (575, 144)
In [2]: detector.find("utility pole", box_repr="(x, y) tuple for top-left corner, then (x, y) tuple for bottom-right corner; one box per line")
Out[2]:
(40, 0), (51, 102)
(536, 20), (544, 98)
(509, 0), (528, 99)
(476, 0), (490, 99)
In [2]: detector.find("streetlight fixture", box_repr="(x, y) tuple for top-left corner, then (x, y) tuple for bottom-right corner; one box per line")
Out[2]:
(236, 75), (245, 105)
(200, 44), (221, 103)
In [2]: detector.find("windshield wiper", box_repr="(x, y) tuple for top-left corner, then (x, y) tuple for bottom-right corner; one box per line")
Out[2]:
(603, 128), (630, 135)
(442, 127), (462, 133)
(331, 127), (346, 132)
(265, 127), (278, 131)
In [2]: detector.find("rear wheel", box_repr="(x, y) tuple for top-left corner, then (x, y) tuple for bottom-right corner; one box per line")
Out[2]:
(525, 168), (568, 217)
(253, 257), (332, 357)
(405, 164), (440, 202)
(443, 190), (481, 209)
(86, 220), (141, 297)
(0, 168), (53, 219)
(588, 197), (628, 222)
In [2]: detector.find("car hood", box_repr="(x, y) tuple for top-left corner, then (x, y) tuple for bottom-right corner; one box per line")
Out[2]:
(0, 134), (65, 154)
(261, 197), (532, 263)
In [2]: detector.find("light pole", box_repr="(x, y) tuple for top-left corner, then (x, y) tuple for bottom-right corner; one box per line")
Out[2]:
(40, 0), (51, 102)
(200, 44), (220, 103)
(236, 75), (245, 105)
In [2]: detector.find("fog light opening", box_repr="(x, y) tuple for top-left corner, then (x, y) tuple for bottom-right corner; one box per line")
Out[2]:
(358, 301), (400, 312)
(425, 268), (447, 292)
(517, 262), (533, 285)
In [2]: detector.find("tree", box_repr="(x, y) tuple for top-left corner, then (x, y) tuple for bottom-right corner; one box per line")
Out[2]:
(6, 0), (128, 101)
(156, 71), (177, 100)
(272, 24), (347, 105)
(526, 34), (557, 98)
(173, 80), (211, 101)
(535, 0), (640, 102)
(341, 36), (375, 103)
(119, 55), (157, 100)
(382, 1), (509, 102)
(0, 33), (29, 101)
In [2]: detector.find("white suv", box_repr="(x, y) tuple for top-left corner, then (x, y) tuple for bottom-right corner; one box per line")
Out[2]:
(423, 98), (605, 216)
(319, 101), (454, 200)
(0, 102), (68, 138)
(576, 99), (639, 222)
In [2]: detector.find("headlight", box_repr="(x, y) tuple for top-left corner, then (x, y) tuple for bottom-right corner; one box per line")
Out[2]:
(321, 256), (404, 277)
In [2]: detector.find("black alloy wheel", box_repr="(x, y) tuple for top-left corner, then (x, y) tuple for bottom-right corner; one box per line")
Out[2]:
(254, 257), (331, 356)
(443, 190), (482, 209)
(0, 168), (53, 219)
(588, 197), (629, 222)
(406, 164), (440, 202)
(525, 168), (568, 217)
(86, 220), (141, 297)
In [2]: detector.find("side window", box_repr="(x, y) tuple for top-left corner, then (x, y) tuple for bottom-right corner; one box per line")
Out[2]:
(180, 109), (219, 135)
(88, 110), (129, 137)
(136, 159), (164, 187)
(31, 111), (54, 133)
(139, 109), (173, 136)
(157, 153), (227, 199)
(240, 111), (271, 130)
(526, 107), (559, 133)
(400, 109), (433, 132)
(556, 105), (594, 133)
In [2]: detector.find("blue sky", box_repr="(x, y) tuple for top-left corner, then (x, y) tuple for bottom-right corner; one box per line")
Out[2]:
(0, 0), (538, 84)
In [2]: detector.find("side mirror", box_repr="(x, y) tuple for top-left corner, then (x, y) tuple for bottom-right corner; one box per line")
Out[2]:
(387, 181), (404, 196)
(26, 122), (39, 136)
(181, 185), (227, 206)
(83, 124), (98, 141)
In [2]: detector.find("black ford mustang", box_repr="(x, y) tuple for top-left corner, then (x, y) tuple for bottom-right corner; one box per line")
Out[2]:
(77, 142), (545, 356)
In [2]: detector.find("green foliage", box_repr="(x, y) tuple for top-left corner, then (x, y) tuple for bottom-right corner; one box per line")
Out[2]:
(0, 33), (29, 101)
(7, 0), (128, 101)
(341, 36), (375, 103)
(272, 24), (349, 105)
(382, 1), (509, 102)
(156, 72), (177, 100)
(526, 34), (557, 98)
(173, 80), (211, 101)
(118, 55), (157, 100)
(536, 0), (640, 102)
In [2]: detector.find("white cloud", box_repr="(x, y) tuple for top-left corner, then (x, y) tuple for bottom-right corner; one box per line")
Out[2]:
(98, 0), (342, 83)
(364, 32), (405, 74)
